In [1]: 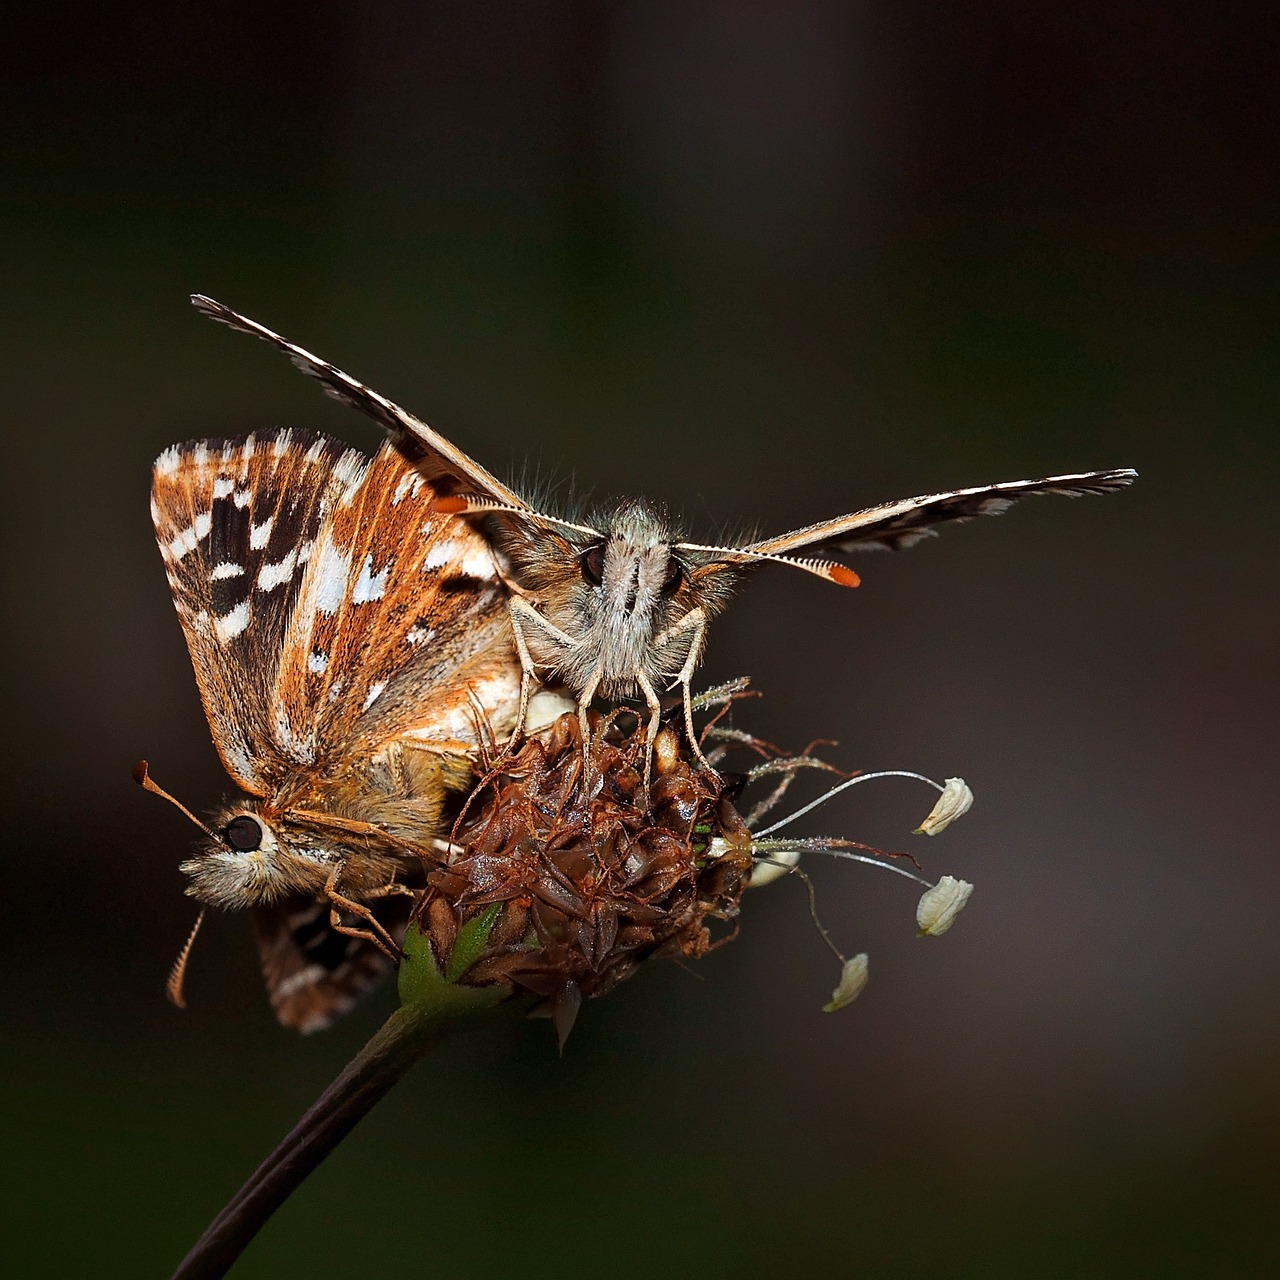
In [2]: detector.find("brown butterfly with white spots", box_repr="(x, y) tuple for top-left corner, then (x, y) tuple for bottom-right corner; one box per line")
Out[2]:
(190, 296), (1137, 779)
(144, 428), (522, 1031)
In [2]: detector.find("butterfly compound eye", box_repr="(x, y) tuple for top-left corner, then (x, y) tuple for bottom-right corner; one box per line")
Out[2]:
(580, 544), (606, 586)
(223, 815), (263, 852)
(661, 556), (683, 593)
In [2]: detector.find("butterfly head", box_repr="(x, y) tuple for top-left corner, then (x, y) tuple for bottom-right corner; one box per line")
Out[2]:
(178, 803), (319, 910)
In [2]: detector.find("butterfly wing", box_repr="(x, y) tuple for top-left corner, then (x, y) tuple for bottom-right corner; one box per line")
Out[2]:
(151, 431), (521, 791)
(745, 470), (1138, 557)
(190, 295), (528, 510)
(253, 893), (414, 1033)
(270, 439), (521, 768)
(151, 430), (361, 792)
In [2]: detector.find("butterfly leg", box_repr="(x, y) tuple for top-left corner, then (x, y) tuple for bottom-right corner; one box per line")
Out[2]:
(507, 595), (577, 752)
(576, 667), (602, 756)
(324, 867), (403, 962)
(653, 607), (712, 771)
(634, 667), (663, 793)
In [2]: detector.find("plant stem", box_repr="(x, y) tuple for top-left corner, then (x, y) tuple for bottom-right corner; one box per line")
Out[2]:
(170, 943), (511, 1280)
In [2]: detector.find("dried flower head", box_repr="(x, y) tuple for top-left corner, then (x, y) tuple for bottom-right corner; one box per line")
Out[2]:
(411, 710), (755, 1038)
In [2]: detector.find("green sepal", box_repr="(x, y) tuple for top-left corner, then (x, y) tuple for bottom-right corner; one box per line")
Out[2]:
(397, 922), (508, 1020)
(445, 902), (502, 982)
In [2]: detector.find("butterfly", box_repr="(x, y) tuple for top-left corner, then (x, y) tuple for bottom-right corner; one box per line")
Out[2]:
(189, 296), (1137, 778)
(144, 427), (522, 1031)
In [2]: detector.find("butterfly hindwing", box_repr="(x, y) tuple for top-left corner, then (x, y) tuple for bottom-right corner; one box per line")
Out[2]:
(253, 894), (414, 1034)
(271, 441), (521, 769)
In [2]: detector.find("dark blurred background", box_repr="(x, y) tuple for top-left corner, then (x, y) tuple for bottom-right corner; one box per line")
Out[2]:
(3, 2), (1277, 1275)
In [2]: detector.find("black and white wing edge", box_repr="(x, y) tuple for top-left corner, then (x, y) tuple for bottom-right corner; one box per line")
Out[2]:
(190, 294), (527, 509)
(746, 469), (1138, 557)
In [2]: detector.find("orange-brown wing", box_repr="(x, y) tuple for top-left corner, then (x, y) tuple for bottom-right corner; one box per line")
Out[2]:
(271, 441), (521, 769)
(745, 470), (1138, 557)
(151, 431), (519, 793)
(152, 430), (360, 792)
(190, 295), (528, 508)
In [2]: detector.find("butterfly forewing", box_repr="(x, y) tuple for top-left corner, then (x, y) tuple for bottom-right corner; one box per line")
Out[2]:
(152, 430), (361, 792)
(745, 469), (1139, 557)
(190, 295), (528, 510)
(151, 430), (521, 791)
(272, 441), (521, 766)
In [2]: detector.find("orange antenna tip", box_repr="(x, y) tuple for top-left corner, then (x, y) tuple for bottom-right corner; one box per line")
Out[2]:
(828, 564), (861, 588)
(429, 495), (470, 514)
(134, 760), (217, 838)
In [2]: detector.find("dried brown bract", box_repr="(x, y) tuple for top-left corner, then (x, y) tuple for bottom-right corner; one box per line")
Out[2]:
(413, 712), (755, 1029)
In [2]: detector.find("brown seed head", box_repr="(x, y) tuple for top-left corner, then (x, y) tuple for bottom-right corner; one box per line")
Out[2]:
(413, 712), (755, 1016)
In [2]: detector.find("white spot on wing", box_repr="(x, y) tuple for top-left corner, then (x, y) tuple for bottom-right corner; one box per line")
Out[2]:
(273, 706), (316, 764)
(333, 451), (368, 506)
(351, 553), (391, 604)
(154, 446), (181, 476)
(313, 540), (351, 615)
(167, 511), (212, 561)
(460, 547), (496, 579)
(257, 548), (297, 592)
(405, 624), (434, 646)
(214, 600), (251, 642)
(272, 429), (293, 457)
(233, 489), (252, 508)
(307, 650), (328, 674)
(392, 472), (424, 505)
(210, 562), (243, 580)
(249, 517), (273, 550)
(423, 538), (464, 571)
(212, 476), (234, 499)
(362, 681), (387, 712)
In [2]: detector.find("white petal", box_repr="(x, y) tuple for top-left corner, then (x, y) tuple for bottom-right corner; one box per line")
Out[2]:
(823, 953), (869, 1012)
(916, 875), (974, 936)
(746, 844), (801, 888)
(914, 777), (973, 835)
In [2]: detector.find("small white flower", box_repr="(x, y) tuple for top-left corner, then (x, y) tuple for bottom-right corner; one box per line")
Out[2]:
(745, 843), (801, 888)
(823, 953), (869, 1012)
(914, 777), (973, 835)
(916, 875), (973, 936)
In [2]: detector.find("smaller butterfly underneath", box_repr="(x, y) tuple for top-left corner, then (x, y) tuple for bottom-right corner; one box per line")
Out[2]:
(145, 428), (523, 1031)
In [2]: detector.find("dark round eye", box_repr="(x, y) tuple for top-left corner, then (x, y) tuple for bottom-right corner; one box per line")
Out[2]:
(661, 556), (683, 593)
(223, 815), (263, 852)
(580, 544), (606, 586)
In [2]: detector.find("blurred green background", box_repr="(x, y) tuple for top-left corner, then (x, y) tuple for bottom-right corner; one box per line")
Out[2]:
(3, 3), (1277, 1276)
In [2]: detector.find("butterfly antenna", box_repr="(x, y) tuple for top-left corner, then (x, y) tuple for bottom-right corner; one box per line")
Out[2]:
(430, 494), (602, 539)
(166, 908), (207, 1008)
(676, 542), (860, 588)
(132, 760), (217, 838)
